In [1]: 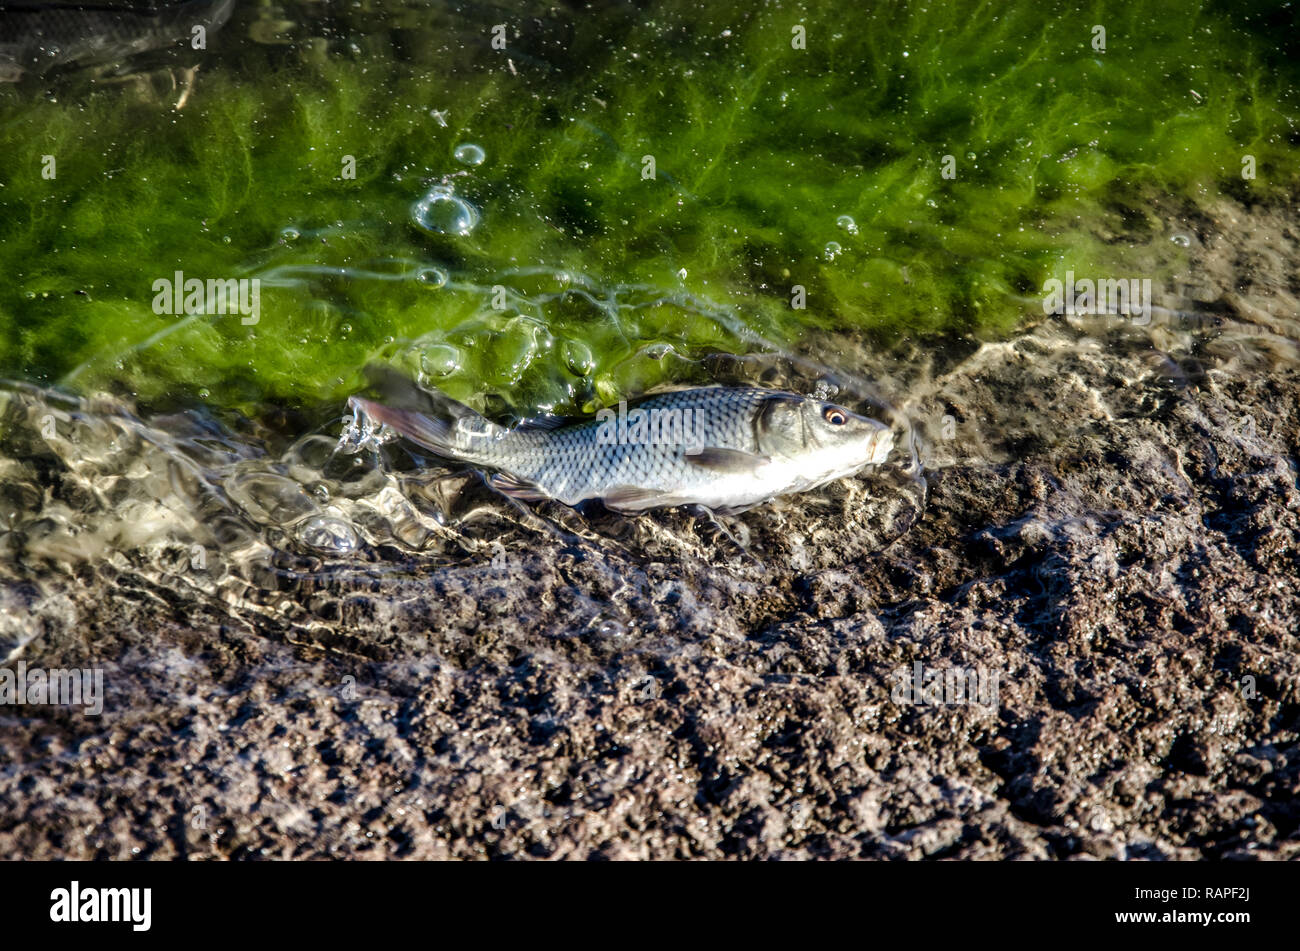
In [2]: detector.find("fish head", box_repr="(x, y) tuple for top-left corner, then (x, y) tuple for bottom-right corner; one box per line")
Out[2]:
(756, 394), (894, 478)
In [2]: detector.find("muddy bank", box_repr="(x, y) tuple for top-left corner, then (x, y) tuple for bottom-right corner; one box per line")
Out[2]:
(1, 197), (1298, 860)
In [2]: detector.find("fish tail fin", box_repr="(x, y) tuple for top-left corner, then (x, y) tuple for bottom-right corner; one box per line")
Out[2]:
(348, 373), (505, 461)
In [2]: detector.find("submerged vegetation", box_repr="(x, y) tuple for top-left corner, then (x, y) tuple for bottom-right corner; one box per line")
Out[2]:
(0, 0), (1295, 418)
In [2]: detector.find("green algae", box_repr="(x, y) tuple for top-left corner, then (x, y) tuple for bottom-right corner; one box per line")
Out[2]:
(0, 0), (1296, 418)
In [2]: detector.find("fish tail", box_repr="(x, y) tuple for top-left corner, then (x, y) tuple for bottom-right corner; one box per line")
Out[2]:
(348, 384), (504, 462)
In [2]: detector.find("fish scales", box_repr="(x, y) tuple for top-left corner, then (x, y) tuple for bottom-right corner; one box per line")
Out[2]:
(477, 388), (769, 502)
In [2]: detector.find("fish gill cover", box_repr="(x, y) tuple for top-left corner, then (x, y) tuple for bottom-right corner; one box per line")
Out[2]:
(0, 0), (1295, 421)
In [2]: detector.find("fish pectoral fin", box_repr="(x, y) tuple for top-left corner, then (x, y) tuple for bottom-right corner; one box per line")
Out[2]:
(602, 485), (672, 513)
(488, 472), (550, 502)
(684, 447), (771, 474)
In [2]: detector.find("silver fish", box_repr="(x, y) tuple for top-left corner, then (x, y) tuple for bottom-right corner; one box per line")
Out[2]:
(350, 384), (894, 514)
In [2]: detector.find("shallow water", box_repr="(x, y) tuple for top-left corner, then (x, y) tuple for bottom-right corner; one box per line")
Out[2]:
(0, 2), (1295, 654)
(3, 193), (1296, 680)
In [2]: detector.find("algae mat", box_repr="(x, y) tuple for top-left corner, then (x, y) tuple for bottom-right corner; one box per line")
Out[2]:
(1, 0), (1296, 417)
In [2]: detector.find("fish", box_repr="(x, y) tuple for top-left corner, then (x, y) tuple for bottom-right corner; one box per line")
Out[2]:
(0, 0), (235, 82)
(349, 383), (895, 514)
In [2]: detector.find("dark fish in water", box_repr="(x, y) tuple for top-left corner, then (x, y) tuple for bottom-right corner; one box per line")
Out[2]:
(0, 0), (235, 81)
(350, 384), (895, 514)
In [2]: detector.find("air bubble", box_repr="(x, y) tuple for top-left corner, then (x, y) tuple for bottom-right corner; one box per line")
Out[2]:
(1170, 233), (1192, 247)
(412, 184), (480, 236)
(420, 344), (462, 377)
(836, 215), (858, 235)
(824, 241), (843, 261)
(279, 227), (300, 243)
(453, 143), (486, 166)
(416, 266), (448, 288)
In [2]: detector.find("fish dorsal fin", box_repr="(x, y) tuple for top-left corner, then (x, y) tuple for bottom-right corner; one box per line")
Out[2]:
(634, 382), (720, 399)
(684, 447), (771, 474)
(513, 414), (570, 432)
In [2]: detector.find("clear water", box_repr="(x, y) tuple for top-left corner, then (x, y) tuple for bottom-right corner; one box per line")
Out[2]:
(0, 0), (1297, 669)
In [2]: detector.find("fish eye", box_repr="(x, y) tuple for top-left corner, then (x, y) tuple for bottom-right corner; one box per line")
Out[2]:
(822, 405), (848, 425)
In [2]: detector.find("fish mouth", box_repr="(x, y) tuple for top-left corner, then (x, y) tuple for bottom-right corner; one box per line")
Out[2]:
(867, 425), (895, 466)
